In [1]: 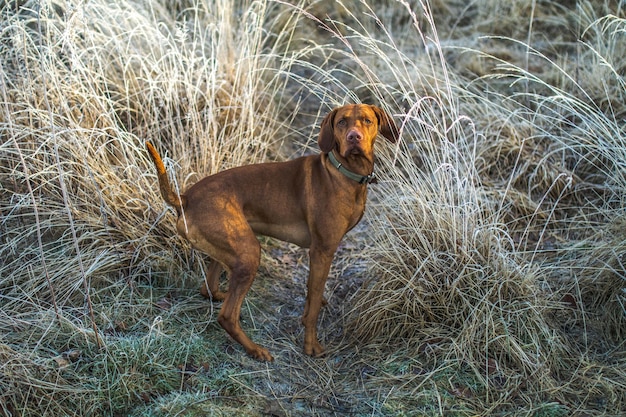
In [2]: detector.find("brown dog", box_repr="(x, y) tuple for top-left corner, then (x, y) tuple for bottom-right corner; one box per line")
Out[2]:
(146, 104), (399, 361)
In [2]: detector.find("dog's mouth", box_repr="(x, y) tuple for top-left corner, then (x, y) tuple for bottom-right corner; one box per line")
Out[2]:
(341, 144), (365, 158)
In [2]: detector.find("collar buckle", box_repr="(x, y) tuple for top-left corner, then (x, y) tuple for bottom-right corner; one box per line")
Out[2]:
(360, 172), (377, 184)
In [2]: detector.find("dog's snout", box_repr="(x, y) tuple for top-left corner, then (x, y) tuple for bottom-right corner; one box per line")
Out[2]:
(347, 129), (363, 143)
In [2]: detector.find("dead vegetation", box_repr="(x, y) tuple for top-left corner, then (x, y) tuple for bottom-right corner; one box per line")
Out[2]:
(0, 0), (624, 416)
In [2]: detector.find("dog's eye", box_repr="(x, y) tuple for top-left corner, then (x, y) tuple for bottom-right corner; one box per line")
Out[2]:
(336, 119), (347, 127)
(363, 118), (372, 125)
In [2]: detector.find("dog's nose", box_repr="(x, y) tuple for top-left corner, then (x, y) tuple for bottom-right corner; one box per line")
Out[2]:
(347, 130), (362, 143)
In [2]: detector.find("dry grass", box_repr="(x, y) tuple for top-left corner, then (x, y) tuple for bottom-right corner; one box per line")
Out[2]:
(1, 0), (625, 416)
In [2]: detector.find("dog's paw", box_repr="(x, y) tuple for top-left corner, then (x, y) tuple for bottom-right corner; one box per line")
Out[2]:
(211, 291), (227, 302)
(199, 285), (226, 302)
(304, 340), (326, 357)
(248, 346), (274, 362)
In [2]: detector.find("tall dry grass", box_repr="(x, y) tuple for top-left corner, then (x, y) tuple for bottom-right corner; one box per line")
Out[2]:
(475, 11), (626, 346)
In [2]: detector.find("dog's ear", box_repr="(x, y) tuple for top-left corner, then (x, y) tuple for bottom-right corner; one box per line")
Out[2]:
(372, 106), (400, 143)
(318, 108), (337, 153)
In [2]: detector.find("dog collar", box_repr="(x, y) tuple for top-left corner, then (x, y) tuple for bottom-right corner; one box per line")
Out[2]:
(327, 150), (377, 184)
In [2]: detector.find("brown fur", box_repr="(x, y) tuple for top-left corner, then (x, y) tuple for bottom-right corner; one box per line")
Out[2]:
(146, 104), (399, 361)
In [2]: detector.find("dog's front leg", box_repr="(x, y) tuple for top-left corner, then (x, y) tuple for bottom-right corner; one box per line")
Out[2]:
(302, 244), (337, 357)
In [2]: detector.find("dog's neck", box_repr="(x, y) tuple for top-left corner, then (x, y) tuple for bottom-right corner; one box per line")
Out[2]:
(327, 150), (377, 184)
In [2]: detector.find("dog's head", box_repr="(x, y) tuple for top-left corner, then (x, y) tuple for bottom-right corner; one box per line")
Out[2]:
(318, 104), (399, 158)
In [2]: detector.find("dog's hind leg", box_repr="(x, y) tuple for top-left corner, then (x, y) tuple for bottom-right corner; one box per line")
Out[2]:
(217, 237), (274, 361)
(189, 219), (273, 361)
(200, 260), (227, 302)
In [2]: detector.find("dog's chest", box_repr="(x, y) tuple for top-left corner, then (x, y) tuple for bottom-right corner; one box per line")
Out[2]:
(345, 189), (368, 231)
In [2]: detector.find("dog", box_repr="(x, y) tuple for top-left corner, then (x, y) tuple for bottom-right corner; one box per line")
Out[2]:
(146, 104), (399, 361)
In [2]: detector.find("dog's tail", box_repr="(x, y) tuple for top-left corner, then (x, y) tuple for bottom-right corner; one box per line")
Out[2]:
(145, 142), (186, 215)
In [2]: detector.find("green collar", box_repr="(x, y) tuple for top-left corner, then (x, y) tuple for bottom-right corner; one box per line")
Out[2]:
(327, 150), (377, 184)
